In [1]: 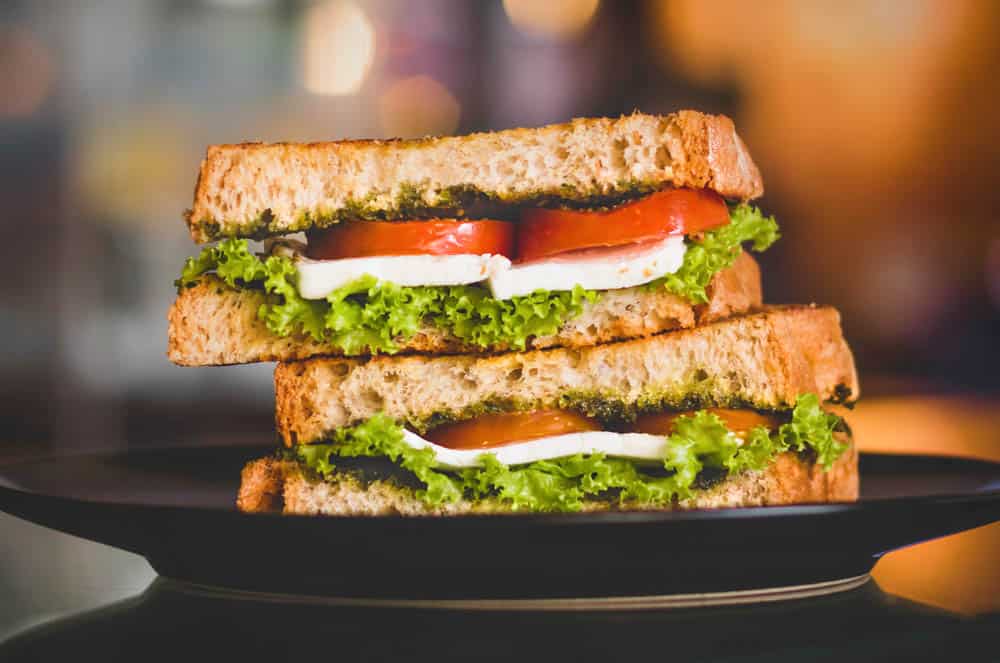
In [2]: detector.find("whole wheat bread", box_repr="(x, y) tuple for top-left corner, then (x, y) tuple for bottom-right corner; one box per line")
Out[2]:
(168, 250), (761, 366)
(274, 306), (858, 447)
(187, 111), (763, 243)
(236, 440), (858, 515)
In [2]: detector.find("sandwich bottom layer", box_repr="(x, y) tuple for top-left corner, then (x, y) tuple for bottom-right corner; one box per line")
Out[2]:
(237, 441), (858, 516)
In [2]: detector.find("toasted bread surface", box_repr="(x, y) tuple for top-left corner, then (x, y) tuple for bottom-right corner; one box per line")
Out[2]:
(274, 306), (858, 446)
(187, 111), (763, 242)
(167, 251), (761, 366)
(236, 440), (858, 515)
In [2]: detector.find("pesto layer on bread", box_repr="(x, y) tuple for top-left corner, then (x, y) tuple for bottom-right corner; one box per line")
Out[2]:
(186, 111), (764, 243)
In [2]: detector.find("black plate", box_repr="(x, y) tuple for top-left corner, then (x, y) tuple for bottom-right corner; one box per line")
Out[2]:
(0, 446), (998, 602)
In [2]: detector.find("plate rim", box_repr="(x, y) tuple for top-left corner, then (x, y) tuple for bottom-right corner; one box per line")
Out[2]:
(164, 574), (874, 611)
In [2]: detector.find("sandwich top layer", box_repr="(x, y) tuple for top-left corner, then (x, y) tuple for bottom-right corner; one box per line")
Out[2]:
(171, 199), (778, 362)
(186, 111), (763, 243)
(274, 306), (859, 447)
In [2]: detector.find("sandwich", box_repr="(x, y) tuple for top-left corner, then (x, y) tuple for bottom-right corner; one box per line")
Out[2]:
(237, 306), (859, 515)
(168, 111), (777, 365)
(166, 109), (861, 516)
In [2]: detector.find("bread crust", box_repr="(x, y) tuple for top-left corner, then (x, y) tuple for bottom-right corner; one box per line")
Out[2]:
(167, 252), (761, 366)
(274, 306), (859, 447)
(187, 111), (763, 243)
(236, 440), (858, 515)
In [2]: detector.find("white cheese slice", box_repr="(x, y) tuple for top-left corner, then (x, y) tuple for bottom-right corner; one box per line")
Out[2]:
(485, 235), (686, 300)
(401, 429), (669, 469)
(294, 253), (512, 300)
(274, 233), (687, 301)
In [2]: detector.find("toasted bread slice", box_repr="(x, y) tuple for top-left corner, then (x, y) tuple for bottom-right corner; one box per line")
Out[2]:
(274, 306), (858, 447)
(168, 251), (761, 366)
(236, 440), (858, 515)
(187, 111), (763, 243)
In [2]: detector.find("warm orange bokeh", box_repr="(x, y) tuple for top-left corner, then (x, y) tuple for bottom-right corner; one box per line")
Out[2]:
(646, 3), (1000, 611)
(851, 397), (1000, 614)
(648, 0), (1000, 363)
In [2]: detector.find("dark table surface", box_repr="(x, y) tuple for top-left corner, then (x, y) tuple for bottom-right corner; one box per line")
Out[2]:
(1, 574), (997, 662)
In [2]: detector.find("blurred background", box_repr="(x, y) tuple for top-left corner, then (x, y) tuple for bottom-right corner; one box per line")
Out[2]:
(0, 0), (998, 639)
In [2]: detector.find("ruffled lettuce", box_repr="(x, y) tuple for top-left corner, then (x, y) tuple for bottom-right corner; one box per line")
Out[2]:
(294, 394), (847, 512)
(176, 238), (596, 355)
(175, 204), (779, 354)
(650, 204), (779, 303)
(773, 392), (846, 469)
(296, 411), (466, 505)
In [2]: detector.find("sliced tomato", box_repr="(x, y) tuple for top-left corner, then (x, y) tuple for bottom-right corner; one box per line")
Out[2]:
(306, 219), (515, 260)
(517, 188), (729, 262)
(629, 409), (784, 437)
(425, 410), (601, 450)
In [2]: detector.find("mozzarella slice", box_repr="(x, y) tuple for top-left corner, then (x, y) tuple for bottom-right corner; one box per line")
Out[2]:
(486, 235), (686, 300)
(276, 233), (687, 301)
(401, 429), (669, 469)
(294, 253), (512, 300)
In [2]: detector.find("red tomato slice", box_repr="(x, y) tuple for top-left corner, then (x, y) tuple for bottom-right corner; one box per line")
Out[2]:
(306, 219), (516, 260)
(517, 189), (729, 262)
(628, 409), (783, 437)
(425, 410), (601, 450)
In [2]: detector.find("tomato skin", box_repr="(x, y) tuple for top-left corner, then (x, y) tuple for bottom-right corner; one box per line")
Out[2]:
(306, 219), (516, 260)
(517, 189), (729, 262)
(423, 407), (783, 452)
(629, 409), (783, 437)
(425, 410), (601, 450)
(307, 189), (728, 262)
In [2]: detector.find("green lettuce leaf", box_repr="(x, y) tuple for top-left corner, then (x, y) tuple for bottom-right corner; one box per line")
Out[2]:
(650, 204), (779, 303)
(775, 392), (846, 469)
(175, 204), (778, 354)
(177, 237), (269, 288)
(297, 413), (465, 503)
(295, 394), (848, 512)
(176, 239), (596, 354)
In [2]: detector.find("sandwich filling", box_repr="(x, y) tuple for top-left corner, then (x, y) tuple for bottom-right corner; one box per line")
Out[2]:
(291, 394), (849, 512)
(176, 189), (778, 355)
(285, 234), (688, 300)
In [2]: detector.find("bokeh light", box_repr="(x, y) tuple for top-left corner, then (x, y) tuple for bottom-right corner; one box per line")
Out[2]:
(378, 75), (461, 138)
(502, 0), (600, 41)
(302, 1), (376, 96)
(0, 26), (55, 118)
(73, 108), (192, 230)
(987, 238), (1000, 311)
(203, 0), (275, 8)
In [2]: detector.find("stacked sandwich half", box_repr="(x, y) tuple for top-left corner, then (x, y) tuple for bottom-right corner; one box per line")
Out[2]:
(168, 111), (859, 515)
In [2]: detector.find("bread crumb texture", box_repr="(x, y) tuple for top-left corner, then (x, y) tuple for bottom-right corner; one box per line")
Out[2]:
(188, 111), (763, 242)
(274, 305), (859, 446)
